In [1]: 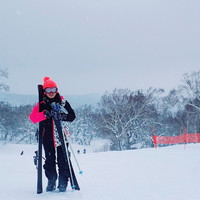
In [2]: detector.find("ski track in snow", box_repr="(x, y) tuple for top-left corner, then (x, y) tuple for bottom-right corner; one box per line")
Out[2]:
(0, 143), (200, 200)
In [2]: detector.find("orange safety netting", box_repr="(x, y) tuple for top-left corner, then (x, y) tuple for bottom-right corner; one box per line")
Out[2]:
(155, 134), (185, 144)
(153, 127), (200, 148)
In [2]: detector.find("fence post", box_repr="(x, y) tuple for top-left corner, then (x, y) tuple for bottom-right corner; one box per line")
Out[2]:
(184, 127), (186, 150)
(153, 126), (157, 149)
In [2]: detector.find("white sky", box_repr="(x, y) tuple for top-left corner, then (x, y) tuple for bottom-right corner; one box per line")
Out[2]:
(0, 0), (200, 95)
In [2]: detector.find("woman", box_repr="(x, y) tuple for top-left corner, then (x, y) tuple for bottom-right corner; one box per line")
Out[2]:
(30, 77), (76, 192)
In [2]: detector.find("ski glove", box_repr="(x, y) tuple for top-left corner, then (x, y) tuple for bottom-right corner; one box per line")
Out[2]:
(44, 110), (51, 119)
(61, 113), (68, 121)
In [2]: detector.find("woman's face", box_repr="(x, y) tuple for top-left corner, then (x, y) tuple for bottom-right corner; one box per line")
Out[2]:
(46, 92), (56, 99)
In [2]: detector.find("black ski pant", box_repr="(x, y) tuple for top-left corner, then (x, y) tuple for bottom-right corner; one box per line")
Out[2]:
(43, 144), (70, 186)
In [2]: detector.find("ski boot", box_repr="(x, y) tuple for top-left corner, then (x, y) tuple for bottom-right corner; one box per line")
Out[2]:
(59, 184), (67, 192)
(46, 179), (56, 192)
(58, 178), (68, 192)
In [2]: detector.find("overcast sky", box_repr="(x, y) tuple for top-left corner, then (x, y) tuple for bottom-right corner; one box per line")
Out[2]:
(0, 0), (200, 96)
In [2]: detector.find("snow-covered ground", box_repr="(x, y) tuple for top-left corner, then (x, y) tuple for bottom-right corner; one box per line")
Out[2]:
(1, 142), (200, 200)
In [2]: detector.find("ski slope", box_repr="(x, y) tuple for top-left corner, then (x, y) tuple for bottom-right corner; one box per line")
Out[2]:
(0, 142), (200, 200)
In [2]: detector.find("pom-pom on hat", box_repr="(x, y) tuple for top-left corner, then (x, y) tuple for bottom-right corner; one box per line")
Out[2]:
(43, 76), (57, 90)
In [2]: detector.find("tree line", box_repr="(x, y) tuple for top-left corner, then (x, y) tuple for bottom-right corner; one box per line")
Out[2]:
(0, 70), (200, 151)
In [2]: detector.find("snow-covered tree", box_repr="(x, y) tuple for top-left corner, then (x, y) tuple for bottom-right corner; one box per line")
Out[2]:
(97, 88), (162, 150)
(179, 71), (200, 110)
(177, 71), (200, 133)
(0, 68), (9, 92)
(0, 103), (37, 143)
(69, 105), (97, 145)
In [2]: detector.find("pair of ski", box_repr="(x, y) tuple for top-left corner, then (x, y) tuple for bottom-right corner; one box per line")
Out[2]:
(36, 84), (80, 194)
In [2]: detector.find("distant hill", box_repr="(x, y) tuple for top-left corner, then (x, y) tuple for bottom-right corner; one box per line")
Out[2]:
(0, 92), (101, 108)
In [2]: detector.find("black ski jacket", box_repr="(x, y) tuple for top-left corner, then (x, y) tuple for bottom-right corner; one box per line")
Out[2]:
(30, 93), (76, 147)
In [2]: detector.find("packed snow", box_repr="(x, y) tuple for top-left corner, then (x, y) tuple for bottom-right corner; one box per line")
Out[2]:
(0, 142), (200, 200)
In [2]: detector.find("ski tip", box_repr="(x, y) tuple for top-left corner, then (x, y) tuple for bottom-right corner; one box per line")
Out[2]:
(71, 185), (80, 191)
(72, 185), (76, 189)
(79, 171), (83, 175)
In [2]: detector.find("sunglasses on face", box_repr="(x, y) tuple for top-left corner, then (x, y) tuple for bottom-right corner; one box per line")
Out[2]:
(44, 87), (58, 94)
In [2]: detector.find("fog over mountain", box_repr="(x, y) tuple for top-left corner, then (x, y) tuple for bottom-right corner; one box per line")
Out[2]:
(0, 93), (101, 108)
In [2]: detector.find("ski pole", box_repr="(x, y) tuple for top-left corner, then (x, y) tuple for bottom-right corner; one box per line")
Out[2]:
(61, 129), (76, 190)
(69, 142), (83, 175)
(63, 125), (83, 174)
